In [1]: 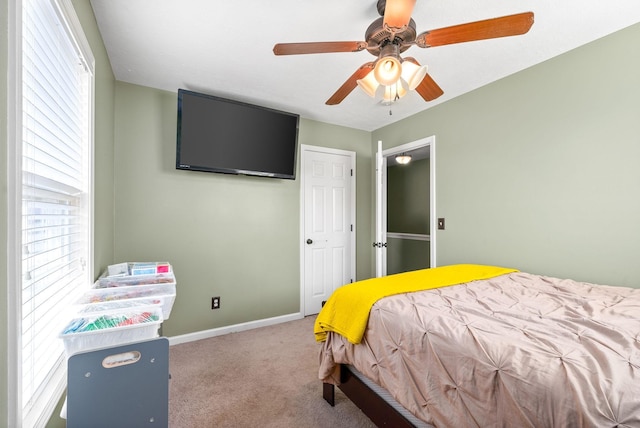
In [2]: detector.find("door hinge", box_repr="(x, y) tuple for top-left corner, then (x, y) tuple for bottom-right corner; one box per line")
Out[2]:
(350, 169), (353, 176)
(350, 224), (353, 232)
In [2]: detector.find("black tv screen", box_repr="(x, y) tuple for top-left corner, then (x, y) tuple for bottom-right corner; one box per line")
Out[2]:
(176, 89), (299, 179)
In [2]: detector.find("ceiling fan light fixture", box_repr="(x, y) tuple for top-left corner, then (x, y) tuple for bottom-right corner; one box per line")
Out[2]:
(357, 69), (380, 97)
(395, 153), (412, 165)
(374, 44), (402, 86)
(374, 57), (402, 85)
(401, 60), (428, 90)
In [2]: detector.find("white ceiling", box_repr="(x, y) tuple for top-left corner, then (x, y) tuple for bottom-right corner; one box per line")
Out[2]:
(90, 0), (640, 132)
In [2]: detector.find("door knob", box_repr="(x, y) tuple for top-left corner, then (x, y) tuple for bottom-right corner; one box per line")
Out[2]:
(306, 239), (313, 245)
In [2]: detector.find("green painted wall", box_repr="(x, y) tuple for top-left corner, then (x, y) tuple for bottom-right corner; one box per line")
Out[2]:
(387, 158), (430, 234)
(373, 22), (640, 288)
(112, 83), (372, 336)
(387, 238), (430, 274)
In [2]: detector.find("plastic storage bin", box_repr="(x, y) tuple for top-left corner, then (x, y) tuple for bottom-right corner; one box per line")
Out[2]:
(59, 307), (163, 356)
(77, 283), (176, 319)
(92, 270), (176, 319)
(75, 297), (164, 315)
(106, 261), (172, 277)
(97, 272), (176, 288)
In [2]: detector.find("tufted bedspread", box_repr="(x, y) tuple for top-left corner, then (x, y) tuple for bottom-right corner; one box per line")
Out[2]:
(319, 271), (640, 427)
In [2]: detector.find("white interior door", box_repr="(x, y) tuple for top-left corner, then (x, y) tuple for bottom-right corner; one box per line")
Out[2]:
(375, 140), (387, 278)
(301, 145), (356, 315)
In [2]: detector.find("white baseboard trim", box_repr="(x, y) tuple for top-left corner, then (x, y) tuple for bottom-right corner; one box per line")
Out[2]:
(167, 312), (305, 346)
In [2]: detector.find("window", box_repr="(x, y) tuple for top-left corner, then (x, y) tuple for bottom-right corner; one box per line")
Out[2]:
(7, 0), (94, 426)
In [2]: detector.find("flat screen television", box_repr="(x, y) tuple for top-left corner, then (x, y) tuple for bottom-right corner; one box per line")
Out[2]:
(176, 89), (299, 179)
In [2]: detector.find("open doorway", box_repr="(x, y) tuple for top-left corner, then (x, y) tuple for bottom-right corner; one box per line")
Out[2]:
(376, 137), (436, 276)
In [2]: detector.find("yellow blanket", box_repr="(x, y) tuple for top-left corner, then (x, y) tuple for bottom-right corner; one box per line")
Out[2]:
(314, 264), (517, 344)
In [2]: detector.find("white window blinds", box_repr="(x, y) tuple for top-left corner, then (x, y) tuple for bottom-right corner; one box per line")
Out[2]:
(14, 0), (94, 426)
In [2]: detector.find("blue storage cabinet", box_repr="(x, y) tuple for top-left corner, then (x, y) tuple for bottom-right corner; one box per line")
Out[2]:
(66, 338), (169, 428)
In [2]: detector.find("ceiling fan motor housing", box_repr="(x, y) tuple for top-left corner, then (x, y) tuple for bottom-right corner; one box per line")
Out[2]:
(365, 17), (416, 57)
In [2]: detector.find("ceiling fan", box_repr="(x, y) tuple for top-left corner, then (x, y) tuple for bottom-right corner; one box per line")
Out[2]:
(273, 0), (534, 105)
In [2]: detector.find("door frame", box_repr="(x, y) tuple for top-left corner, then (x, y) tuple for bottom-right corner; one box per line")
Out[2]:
(299, 144), (357, 315)
(378, 136), (437, 271)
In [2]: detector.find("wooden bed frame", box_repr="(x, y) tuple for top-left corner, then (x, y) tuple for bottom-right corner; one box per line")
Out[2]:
(322, 364), (417, 427)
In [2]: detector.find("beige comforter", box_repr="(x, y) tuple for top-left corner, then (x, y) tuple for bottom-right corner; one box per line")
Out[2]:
(319, 271), (640, 427)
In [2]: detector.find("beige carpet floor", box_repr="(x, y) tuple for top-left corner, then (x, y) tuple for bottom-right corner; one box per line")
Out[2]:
(168, 316), (376, 427)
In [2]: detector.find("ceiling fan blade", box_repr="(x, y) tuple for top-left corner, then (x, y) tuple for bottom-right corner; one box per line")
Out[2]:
(383, 0), (416, 29)
(273, 41), (367, 56)
(415, 73), (444, 101)
(416, 73), (444, 101)
(415, 12), (534, 48)
(326, 62), (375, 105)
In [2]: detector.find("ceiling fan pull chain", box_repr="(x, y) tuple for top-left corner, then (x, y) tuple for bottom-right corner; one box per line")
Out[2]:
(386, 83), (401, 115)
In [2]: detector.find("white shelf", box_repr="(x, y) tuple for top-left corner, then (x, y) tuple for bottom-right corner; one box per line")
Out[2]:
(386, 232), (430, 242)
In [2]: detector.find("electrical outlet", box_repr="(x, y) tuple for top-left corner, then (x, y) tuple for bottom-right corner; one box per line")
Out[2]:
(211, 296), (220, 310)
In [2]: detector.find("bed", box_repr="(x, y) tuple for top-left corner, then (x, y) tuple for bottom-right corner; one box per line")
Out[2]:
(315, 264), (640, 427)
